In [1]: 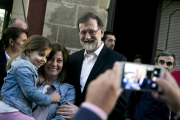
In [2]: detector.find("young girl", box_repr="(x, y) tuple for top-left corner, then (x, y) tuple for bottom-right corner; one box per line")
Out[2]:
(0, 35), (60, 120)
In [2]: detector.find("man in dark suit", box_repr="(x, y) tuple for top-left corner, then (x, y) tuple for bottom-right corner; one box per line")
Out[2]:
(72, 62), (123, 120)
(124, 50), (176, 120)
(56, 12), (127, 120)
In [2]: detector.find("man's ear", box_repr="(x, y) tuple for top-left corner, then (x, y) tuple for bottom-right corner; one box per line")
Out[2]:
(155, 62), (157, 65)
(173, 66), (176, 70)
(100, 27), (105, 38)
(26, 49), (31, 56)
(9, 38), (14, 46)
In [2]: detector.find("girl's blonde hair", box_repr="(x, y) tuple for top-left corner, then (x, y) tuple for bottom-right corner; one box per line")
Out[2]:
(7, 35), (52, 70)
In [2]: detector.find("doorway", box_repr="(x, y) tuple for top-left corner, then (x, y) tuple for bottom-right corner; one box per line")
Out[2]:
(113, 0), (162, 64)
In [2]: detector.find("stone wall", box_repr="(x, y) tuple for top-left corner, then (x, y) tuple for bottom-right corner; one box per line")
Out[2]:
(11, 0), (29, 21)
(42, 0), (110, 54)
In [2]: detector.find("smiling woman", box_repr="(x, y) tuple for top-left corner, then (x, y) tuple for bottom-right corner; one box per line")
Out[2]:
(39, 42), (69, 84)
(34, 42), (75, 120)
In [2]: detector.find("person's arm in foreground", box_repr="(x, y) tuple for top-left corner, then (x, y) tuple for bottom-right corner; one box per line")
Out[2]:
(56, 101), (79, 119)
(72, 62), (123, 120)
(152, 71), (180, 119)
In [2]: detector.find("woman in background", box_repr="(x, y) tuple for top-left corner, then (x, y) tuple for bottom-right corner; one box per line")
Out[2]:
(0, 27), (27, 89)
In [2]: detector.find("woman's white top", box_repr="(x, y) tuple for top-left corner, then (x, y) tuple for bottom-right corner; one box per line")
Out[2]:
(0, 101), (19, 113)
(5, 50), (11, 65)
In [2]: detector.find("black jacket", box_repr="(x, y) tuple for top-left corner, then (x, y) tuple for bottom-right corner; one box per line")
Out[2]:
(67, 45), (127, 120)
(0, 51), (7, 89)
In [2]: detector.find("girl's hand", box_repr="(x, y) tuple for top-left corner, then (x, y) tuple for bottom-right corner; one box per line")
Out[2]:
(51, 92), (61, 103)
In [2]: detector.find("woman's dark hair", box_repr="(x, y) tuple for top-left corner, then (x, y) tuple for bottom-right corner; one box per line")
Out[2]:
(39, 42), (69, 84)
(0, 27), (28, 52)
(7, 35), (52, 70)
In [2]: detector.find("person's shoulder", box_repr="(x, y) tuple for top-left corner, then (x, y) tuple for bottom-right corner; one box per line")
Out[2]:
(69, 49), (84, 58)
(0, 51), (6, 63)
(58, 83), (75, 94)
(13, 57), (29, 66)
(108, 49), (127, 61)
(69, 49), (85, 63)
(59, 83), (75, 90)
(0, 50), (5, 57)
(12, 57), (35, 71)
(60, 83), (74, 87)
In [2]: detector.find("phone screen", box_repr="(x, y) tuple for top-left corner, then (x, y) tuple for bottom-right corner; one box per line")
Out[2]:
(121, 63), (161, 91)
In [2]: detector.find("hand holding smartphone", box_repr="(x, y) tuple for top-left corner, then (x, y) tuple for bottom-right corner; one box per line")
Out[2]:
(119, 62), (165, 92)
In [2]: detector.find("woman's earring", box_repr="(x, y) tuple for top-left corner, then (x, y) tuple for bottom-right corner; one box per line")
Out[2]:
(12, 44), (13, 46)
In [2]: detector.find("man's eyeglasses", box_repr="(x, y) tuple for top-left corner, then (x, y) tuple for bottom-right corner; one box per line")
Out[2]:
(158, 60), (173, 67)
(79, 28), (101, 37)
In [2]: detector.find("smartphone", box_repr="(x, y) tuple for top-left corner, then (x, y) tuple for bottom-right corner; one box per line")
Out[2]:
(119, 62), (165, 92)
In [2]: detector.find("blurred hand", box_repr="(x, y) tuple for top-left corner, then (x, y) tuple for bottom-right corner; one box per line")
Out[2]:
(51, 92), (61, 103)
(152, 71), (180, 114)
(86, 62), (123, 115)
(56, 101), (79, 119)
(37, 74), (45, 85)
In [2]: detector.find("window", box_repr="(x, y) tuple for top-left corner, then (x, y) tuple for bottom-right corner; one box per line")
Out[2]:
(0, 9), (5, 39)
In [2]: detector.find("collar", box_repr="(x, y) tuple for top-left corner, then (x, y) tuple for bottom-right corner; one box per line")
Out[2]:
(84, 42), (104, 57)
(51, 79), (60, 89)
(41, 79), (60, 89)
(21, 53), (38, 70)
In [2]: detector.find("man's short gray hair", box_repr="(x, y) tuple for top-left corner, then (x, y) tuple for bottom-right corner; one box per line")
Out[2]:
(154, 50), (176, 66)
(9, 18), (17, 27)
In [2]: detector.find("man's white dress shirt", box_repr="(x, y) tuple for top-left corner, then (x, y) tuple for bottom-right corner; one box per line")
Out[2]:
(80, 43), (104, 92)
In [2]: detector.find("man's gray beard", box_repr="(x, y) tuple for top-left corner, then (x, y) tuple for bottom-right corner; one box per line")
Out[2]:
(80, 39), (98, 52)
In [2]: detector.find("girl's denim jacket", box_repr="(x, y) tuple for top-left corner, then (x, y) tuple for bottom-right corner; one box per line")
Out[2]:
(1, 54), (52, 116)
(40, 81), (75, 120)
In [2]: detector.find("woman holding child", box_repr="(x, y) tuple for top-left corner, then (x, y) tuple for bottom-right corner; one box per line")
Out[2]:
(0, 35), (75, 120)
(32, 42), (75, 120)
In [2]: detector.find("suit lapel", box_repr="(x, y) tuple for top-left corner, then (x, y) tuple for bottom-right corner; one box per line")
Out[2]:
(75, 50), (85, 82)
(82, 45), (111, 95)
(73, 50), (85, 95)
